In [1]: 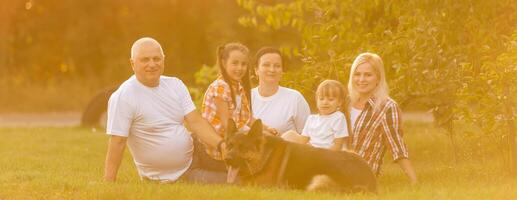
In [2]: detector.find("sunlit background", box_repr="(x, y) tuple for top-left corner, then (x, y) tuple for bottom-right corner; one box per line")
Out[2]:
(0, 0), (516, 199)
(1, 0), (515, 114)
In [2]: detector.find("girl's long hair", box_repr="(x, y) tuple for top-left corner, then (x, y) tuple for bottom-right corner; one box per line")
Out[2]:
(216, 42), (252, 110)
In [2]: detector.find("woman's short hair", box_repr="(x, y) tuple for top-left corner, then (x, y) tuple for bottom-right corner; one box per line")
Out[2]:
(254, 47), (285, 70)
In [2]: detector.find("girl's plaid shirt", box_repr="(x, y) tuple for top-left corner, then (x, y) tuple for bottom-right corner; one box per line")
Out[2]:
(201, 77), (251, 160)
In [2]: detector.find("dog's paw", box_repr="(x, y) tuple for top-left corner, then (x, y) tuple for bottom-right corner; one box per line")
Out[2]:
(306, 175), (337, 192)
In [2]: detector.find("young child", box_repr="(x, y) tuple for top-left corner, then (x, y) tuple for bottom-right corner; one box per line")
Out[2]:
(198, 42), (252, 170)
(281, 80), (350, 151)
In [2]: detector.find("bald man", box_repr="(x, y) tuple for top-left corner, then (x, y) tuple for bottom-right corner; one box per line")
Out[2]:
(104, 37), (226, 183)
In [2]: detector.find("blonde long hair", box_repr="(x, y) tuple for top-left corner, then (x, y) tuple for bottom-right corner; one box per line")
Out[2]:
(347, 52), (389, 111)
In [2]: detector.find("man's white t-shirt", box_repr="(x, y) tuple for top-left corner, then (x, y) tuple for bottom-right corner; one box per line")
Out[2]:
(301, 111), (349, 149)
(107, 75), (196, 181)
(251, 86), (310, 134)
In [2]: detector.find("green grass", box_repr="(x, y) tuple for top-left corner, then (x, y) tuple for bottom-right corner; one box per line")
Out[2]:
(1, 122), (516, 199)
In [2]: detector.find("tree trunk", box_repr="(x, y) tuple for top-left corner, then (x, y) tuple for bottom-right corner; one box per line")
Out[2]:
(0, 1), (16, 73)
(504, 83), (517, 175)
(446, 120), (459, 164)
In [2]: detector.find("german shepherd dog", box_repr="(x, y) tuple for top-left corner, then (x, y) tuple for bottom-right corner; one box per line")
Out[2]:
(223, 119), (377, 193)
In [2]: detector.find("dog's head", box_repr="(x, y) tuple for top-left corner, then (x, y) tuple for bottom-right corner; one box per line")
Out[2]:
(223, 119), (267, 183)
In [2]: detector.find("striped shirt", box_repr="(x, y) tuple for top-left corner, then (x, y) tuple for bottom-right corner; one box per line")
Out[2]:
(349, 97), (409, 176)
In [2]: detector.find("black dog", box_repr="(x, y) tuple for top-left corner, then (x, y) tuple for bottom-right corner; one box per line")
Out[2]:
(223, 119), (377, 193)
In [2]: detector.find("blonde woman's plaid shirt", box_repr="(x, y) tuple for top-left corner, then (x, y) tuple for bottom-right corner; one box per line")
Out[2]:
(349, 97), (409, 176)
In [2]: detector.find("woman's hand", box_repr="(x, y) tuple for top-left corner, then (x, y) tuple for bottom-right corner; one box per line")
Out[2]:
(266, 127), (279, 136)
(397, 158), (418, 185)
(262, 124), (279, 136)
(280, 130), (309, 144)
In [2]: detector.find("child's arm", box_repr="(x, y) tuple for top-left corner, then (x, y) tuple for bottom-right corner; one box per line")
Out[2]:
(330, 137), (345, 151)
(341, 137), (350, 151)
(332, 113), (350, 151)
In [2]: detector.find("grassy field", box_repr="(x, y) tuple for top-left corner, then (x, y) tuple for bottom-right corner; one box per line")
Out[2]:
(1, 122), (516, 199)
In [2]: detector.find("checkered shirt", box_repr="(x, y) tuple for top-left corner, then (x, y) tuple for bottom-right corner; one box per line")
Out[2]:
(349, 97), (409, 176)
(201, 77), (251, 160)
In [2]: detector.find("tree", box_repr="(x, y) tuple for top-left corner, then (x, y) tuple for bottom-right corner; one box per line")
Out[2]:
(235, 0), (516, 171)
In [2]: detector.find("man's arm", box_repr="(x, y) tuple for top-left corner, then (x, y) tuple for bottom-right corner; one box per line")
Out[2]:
(104, 135), (127, 182)
(185, 110), (223, 149)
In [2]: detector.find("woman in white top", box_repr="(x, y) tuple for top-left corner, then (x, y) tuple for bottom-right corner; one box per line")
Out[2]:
(251, 47), (311, 135)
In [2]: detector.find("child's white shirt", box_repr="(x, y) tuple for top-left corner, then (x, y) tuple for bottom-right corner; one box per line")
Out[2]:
(301, 111), (349, 149)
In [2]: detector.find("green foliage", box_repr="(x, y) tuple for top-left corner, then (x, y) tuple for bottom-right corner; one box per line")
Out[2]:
(191, 65), (219, 107)
(235, 0), (516, 159)
(457, 31), (517, 125)
(238, 0), (514, 106)
(455, 32), (517, 163)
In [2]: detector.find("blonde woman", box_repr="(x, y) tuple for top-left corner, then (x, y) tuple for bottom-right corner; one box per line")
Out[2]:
(347, 52), (417, 184)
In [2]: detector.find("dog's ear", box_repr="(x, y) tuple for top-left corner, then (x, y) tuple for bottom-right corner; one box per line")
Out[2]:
(248, 119), (263, 138)
(226, 119), (237, 139)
